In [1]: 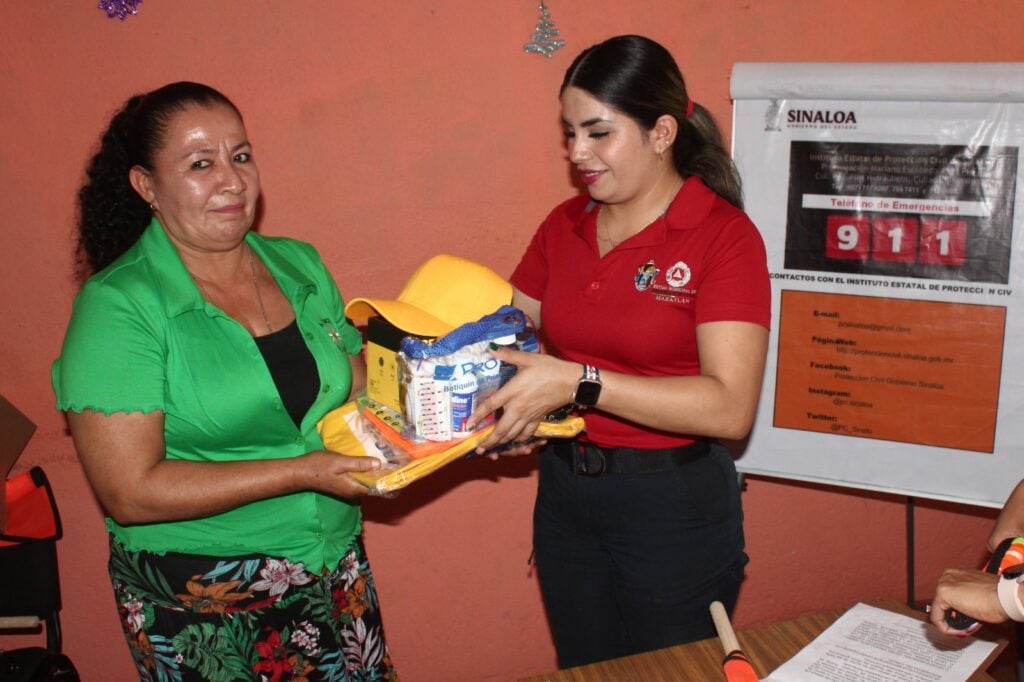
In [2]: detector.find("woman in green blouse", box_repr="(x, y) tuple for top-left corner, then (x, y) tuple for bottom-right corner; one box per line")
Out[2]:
(53, 82), (399, 681)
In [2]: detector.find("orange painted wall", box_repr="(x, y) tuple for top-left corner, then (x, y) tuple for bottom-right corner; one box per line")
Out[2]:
(1, 2), (1020, 680)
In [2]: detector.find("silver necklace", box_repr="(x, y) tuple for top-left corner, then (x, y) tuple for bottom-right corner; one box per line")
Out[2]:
(597, 178), (684, 249)
(596, 223), (625, 247)
(597, 209), (631, 248)
(247, 247), (273, 335)
(191, 247), (273, 335)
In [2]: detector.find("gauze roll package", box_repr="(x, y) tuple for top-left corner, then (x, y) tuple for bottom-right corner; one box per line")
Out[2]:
(398, 306), (539, 441)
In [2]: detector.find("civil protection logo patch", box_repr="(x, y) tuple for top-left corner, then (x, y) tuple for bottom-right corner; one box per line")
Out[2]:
(665, 261), (691, 289)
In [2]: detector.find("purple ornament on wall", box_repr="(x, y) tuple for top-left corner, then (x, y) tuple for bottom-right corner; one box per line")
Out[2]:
(98, 0), (143, 21)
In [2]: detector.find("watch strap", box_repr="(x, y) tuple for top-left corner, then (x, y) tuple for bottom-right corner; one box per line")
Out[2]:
(998, 569), (1024, 622)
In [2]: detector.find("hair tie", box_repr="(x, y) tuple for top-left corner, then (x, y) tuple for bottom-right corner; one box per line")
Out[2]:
(685, 98), (695, 119)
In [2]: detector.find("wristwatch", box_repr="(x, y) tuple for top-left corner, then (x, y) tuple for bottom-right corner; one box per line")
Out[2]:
(571, 364), (602, 408)
(997, 564), (1024, 622)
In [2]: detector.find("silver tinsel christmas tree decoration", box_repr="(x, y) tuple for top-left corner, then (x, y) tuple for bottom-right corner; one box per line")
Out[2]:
(523, 2), (565, 58)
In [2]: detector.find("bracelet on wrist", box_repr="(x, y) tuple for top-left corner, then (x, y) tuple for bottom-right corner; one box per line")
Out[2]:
(998, 566), (1024, 622)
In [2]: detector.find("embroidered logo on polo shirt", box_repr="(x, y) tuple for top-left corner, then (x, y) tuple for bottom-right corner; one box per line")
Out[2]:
(634, 260), (659, 291)
(665, 261), (691, 289)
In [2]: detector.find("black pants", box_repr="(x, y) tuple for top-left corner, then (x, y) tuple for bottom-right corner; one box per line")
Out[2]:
(533, 440), (748, 669)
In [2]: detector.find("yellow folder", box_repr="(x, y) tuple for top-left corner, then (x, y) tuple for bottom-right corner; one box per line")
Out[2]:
(318, 401), (584, 494)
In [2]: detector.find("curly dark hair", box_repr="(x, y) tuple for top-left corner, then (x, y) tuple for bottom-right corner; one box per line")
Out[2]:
(76, 82), (241, 276)
(561, 35), (743, 209)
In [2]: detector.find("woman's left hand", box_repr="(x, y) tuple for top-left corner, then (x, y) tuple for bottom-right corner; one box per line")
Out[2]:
(467, 348), (576, 454)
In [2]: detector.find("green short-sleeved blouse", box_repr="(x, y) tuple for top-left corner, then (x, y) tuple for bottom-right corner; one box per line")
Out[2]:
(52, 220), (364, 572)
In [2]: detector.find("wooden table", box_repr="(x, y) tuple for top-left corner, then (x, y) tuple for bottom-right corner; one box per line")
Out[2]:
(515, 600), (1003, 681)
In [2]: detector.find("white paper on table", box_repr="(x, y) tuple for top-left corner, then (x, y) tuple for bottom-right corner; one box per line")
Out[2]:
(764, 603), (1000, 682)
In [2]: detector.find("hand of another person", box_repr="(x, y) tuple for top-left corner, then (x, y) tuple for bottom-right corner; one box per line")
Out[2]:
(989, 479), (1024, 551)
(300, 450), (383, 499)
(467, 348), (577, 454)
(929, 568), (1004, 634)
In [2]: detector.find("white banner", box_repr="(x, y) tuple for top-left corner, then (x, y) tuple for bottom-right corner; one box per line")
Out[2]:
(731, 62), (1024, 508)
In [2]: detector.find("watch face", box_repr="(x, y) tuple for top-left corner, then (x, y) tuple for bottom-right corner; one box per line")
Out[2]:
(574, 379), (602, 407)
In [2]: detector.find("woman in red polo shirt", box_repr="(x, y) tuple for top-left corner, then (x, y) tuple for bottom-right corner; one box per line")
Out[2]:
(472, 35), (771, 668)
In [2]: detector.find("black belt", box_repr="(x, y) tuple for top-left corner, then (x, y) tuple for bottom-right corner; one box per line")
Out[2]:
(550, 438), (710, 476)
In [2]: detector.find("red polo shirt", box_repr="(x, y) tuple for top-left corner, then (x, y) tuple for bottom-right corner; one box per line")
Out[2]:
(511, 177), (770, 449)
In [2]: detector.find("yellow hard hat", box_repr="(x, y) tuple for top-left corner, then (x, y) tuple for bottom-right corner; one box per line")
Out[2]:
(344, 254), (513, 337)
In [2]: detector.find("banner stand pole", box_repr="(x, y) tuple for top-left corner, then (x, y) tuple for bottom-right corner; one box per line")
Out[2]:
(906, 496), (916, 607)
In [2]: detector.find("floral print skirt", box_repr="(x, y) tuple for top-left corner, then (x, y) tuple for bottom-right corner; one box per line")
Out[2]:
(107, 536), (399, 682)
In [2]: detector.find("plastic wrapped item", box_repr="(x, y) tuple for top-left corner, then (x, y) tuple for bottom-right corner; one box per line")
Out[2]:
(398, 306), (537, 442)
(359, 397), (452, 460)
(400, 347), (488, 441)
(321, 400), (409, 468)
(317, 398), (584, 494)
(316, 305), (579, 494)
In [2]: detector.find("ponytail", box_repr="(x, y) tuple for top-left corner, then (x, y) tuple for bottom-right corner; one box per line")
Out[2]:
(673, 103), (744, 209)
(76, 95), (152, 276)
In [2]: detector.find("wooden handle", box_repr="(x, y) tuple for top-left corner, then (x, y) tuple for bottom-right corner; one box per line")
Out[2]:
(710, 600), (741, 654)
